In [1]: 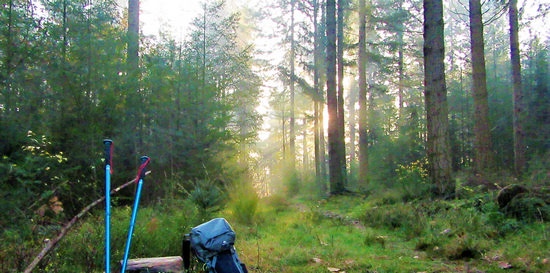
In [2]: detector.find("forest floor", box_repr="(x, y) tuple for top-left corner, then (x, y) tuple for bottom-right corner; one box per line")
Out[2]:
(230, 194), (550, 273)
(14, 188), (549, 273)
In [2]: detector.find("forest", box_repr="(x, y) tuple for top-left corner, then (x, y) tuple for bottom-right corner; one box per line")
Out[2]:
(1, 0), (549, 272)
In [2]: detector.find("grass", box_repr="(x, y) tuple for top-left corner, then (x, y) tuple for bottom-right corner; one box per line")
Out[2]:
(15, 188), (550, 273)
(229, 194), (549, 273)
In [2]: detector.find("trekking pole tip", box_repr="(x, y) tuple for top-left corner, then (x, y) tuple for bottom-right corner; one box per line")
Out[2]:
(103, 139), (113, 145)
(140, 156), (150, 163)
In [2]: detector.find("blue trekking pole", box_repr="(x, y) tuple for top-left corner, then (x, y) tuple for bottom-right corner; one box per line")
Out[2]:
(103, 139), (113, 273)
(120, 156), (150, 272)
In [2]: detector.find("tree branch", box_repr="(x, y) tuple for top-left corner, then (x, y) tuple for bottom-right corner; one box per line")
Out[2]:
(23, 171), (151, 273)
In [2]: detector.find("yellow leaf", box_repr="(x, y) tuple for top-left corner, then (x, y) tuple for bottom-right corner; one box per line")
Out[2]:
(498, 261), (513, 269)
(312, 257), (323, 264)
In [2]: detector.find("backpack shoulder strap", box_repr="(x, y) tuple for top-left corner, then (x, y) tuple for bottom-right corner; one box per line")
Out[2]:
(207, 255), (218, 273)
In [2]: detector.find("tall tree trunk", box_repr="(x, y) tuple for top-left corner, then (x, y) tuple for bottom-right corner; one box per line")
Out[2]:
(127, 0), (140, 156)
(348, 85), (357, 166)
(358, 0), (369, 189)
(509, 0), (525, 175)
(336, 0), (347, 187)
(313, 0), (325, 193)
(282, 104), (287, 158)
(423, 0), (453, 197)
(290, 0), (296, 168)
(397, 1), (405, 122)
(469, 0), (494, 174)
(320, 0), (328, 194)
(2, 0), (15, 144)
(326, 0), (345, 194)
(303, 117), (308, 169)
(4, 0), (14, 114)
(128, 0), (139, 78)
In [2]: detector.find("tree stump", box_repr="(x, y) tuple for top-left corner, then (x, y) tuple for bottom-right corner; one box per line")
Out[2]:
(497, 184), (527, 209)
(124, 256), (183, 273)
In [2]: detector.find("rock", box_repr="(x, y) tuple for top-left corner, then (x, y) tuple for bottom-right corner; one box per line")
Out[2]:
(497, 185), (527, 209)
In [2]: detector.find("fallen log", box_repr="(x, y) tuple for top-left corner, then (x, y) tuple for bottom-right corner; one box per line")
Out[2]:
(124, 256), (183, 273)
(23, 171), (151, 273)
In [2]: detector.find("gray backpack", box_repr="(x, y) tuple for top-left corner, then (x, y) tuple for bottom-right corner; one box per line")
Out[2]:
(183, 218), (247, 273)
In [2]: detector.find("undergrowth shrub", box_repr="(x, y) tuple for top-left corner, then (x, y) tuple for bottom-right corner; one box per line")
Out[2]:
(183, 179), (225, 221)
(261, 193), (290, 213)
(284, 169), (301, 198)
(524, 152), (549, 187)
(442, 234), (488, 260)
(48, 200), (197, 272)
(228, 181), (259, 225)
(361, 202), (426, 239)
(0, 229), (39, 273)
(363, 228), (387, 248)
(413, 198), (515, 261)
(504, 194), (549, 222)
(395, 159), (430, 201)
(369, 188), (404, 206)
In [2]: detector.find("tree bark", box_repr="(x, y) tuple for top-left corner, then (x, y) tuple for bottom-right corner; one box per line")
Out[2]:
(326, 0), (345, 194)
(125, 256), (183, 272)
(313, 0), (323, 193)
(336, 0), (347, 187)
(127, 0), (141, 156)
(423, 0), (453, 197)
(509, 0), (525, 175)
(358, 0), (369, 189)
(469, 0), (494, 173)
(128, 0), (139, 72)
(289, 0), (296, 168)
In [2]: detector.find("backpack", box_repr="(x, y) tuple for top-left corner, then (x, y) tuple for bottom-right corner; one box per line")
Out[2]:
(183, 218), (248, 273)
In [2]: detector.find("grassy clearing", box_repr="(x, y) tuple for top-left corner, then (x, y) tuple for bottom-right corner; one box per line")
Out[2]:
(22, 188), (550, 273)
(229, 194), (549, 273)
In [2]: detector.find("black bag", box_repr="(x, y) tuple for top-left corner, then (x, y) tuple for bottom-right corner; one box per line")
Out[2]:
(183, 218), (248, 273)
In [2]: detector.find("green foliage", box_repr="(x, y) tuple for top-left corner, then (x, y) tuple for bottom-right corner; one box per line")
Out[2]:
(228, 180), (259, 225)
(524, 152), (550, 187)
(0, 228), (40, 273)
(504, 194), (549, 222)
(0, 131), (76, 271)
(48, 200), (198, 272)
(261, 194), (291, 214)
(233, 193), (550, 273)
(184, 179), (226, 221)
(361, 202), (426, 240)
(8, 185), (549, 272)
(395, 159), (431, 201)
(363, 228), (387, 248)
(284, 169), (301, 198)
(0, 132), (68, 231)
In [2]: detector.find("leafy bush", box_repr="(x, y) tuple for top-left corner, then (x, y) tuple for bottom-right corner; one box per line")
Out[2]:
(183, 179), (226, 221)
(0, 132), (69, 231)
(284, 169), (301, 198)
(0, 132), (71, 272)
(504, 194), (549, 222)
(49, 201), (198, 272)
(363, 228), (387, 248)
(228, 181), (259, 225)
(524, 152), (550, 187)
(361, 202), (426, 239)
(261, 193), (290, 213)
(395, 159), (431, 201)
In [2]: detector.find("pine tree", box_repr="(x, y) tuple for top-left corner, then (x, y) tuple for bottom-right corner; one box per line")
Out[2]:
(423, 0), (453, 196)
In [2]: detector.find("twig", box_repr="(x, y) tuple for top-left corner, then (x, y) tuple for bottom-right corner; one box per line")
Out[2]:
(23, 171), (151, 273)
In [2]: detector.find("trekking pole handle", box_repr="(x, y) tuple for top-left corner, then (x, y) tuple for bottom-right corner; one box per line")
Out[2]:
(138, 156), (150, 181)
(103, 139), (113, 167)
